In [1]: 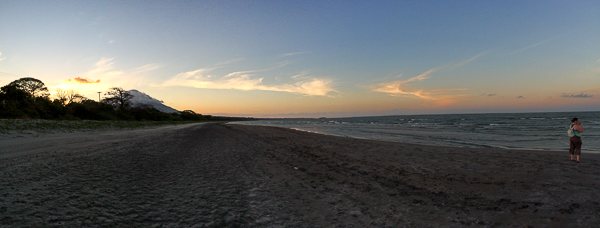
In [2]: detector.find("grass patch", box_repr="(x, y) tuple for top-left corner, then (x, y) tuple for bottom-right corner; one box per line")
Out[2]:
(0, 119), (206, 134)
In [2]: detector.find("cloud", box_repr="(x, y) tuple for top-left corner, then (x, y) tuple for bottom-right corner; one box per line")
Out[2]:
(81, 58), (160, 84)
(87, 57), (124, 77)
(290, 70), (310, 79)
(57, 57), (162, 95)
(454, 52), (486, 68)
(280, 51), (311, 57)
(481, 93), (496, 97)
(561, 93), (594, 98)
(369, 68), (465, 106)
(162, 66), (336, 96)
(68, 77), (100, 83)
(508, 38), (553, 55)
(60, 58), (121, 87)
(214, 58), (245, 66)
(516, 96), (525, 99)
(0, 52), (6, 61)
(369, 69), (436, 97)
(130, 64), (162, 75)
(369, 51), (491, 106)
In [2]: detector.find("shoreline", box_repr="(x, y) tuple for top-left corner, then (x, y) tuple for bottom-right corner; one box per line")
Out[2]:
(231, 122), (600, 154)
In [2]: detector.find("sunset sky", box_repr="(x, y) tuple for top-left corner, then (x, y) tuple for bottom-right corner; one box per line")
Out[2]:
(1, 1), (598, 117)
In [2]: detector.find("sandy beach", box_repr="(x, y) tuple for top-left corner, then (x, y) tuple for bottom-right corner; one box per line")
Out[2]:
(1, 123), (599, 227)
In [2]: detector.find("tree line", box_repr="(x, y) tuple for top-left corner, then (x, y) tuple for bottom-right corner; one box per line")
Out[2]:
(0, 77), (249, 121)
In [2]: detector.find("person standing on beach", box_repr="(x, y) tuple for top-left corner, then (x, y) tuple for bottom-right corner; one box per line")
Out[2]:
(570, 118), (583, 162)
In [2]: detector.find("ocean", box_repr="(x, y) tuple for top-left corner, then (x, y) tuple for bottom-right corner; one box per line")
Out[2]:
(234, 111), (599, 153)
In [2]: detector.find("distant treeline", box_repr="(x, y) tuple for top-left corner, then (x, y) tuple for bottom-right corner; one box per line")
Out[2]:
(0, 77), (252, 122)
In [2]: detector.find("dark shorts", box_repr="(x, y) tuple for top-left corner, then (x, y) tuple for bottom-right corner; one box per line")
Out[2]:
(569, 136), (582, 155)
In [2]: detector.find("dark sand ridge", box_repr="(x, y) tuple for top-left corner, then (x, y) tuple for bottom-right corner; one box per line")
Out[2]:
(0, 123), (599, 227)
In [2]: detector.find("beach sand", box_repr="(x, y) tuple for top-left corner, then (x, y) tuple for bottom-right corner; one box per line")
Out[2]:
(0, 123), (599, 227)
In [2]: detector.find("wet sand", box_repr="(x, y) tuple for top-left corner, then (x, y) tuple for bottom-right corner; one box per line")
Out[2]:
(1, 123), (599, 227)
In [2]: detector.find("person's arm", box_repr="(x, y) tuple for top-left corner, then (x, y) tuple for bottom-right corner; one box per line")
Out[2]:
(574, 123), (583, 132)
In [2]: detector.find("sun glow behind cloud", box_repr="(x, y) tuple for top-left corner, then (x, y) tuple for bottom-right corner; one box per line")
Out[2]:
(53, 58), (161, 99)
(68, 77), (100, 83)
(367, 53), (487, 107)
(369, 69), (466, 107)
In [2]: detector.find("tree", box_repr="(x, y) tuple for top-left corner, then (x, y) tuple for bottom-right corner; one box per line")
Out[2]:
(8, 77), (49, 97)
(55, 89), (85, 105)
(55, 89), (68, 105)
(181, 110), (197, 115)
(66, 90), (85, 104)
(0, 84), (34, 118)
(103, 87), (133, 110)
(180, 110), (207, 121)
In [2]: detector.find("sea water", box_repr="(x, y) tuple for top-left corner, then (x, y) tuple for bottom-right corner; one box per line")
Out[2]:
(235, 111), (599, 153)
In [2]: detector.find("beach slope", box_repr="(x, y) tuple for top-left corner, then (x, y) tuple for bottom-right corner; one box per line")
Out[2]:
(1, 123), (598, 227)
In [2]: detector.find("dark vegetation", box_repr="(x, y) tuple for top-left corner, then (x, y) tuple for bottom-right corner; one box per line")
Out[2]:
(0, 77), (251, 122)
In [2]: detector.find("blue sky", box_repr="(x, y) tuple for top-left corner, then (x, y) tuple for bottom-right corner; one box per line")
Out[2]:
(1, 0), (598, 117)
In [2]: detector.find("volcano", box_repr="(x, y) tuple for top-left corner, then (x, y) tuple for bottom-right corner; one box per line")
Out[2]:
(128, 89), (179, 113)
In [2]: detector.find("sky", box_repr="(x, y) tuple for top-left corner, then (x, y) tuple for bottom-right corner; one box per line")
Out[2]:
(0, 0), (598, 117)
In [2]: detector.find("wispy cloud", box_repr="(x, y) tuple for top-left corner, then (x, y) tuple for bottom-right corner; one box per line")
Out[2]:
(454, 52), (486, 68)
(86, 57), (124, 77)
(516, 95), (525, 99)
(162, 66), (336, 96)
(129, 64), (162, 75)
(56, 58), (123, 94)
(84, 58), (161, 81)
(368, 69), (436, 97)
(280, 51), (311, 57)
(561, 93), (594, 98)
(68, 77), (100, 83)
(369, 68), (465, 106)
(58, 57), (162, 93)
(0, 52), (6, 61)
(368, 52), (489, 106)
(214, 58), (245, 66)
(481, 93), (496, 97)
(508, 38), (553, 55)
(290, 70), (311, 79)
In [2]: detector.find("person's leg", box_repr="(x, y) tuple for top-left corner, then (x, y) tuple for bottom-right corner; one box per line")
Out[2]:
(570, 137), (576, 160)
(575, 137), (582, 162)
